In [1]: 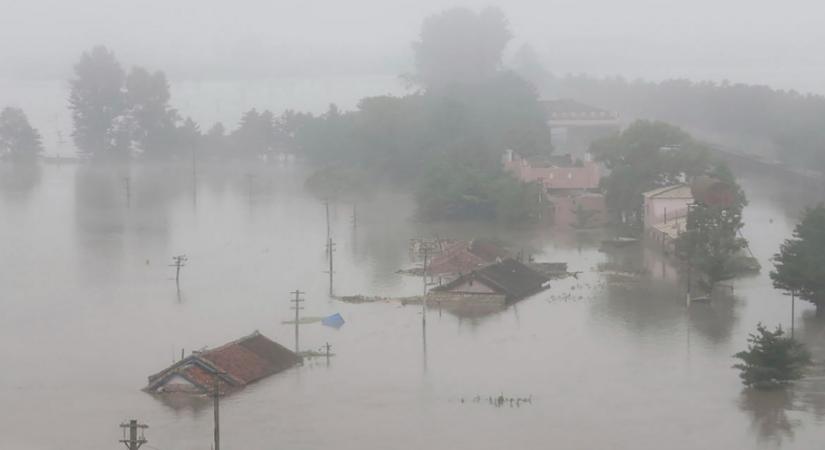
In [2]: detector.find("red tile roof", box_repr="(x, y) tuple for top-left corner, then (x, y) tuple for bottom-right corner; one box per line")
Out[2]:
(146, 331), (299, 395)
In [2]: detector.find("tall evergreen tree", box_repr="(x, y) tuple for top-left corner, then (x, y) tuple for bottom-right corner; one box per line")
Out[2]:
(69, 46), (129, 160)
(771, 204), (825, 315)
(125, 67), (178, 159)
(0, 107), (44, 162)
(733, 323), (811, 389)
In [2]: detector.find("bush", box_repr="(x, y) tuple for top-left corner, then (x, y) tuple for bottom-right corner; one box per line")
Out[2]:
(733, 323), (811, 389)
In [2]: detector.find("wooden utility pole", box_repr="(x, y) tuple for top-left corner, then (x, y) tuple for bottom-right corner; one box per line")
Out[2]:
(326, 238), (336, 297)
(422, 246), (429, 323)
(324, 342), (332, 366)
(192, 147), (198, 207)
(351, 203), (357, 231)
(119, 419), (148, 450)
(290, 290), (305, 353)
(324, 200), (331, 258)
(123, 176), (131, 207)
(212, 374), (222, 450)
(170, 255), (188, 291)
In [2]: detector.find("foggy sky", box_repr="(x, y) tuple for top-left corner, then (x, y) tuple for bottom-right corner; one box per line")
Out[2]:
(1, 0), (823, 92)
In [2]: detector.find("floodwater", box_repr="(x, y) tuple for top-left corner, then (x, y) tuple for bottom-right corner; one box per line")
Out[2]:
(1, 160), (824, 450)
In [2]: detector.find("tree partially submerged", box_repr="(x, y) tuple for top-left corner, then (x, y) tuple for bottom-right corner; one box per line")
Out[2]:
(771, 204), (825, 315)
(676, 164), (754, 290)
(0, 107), (43, 162)
(733, 323), (811, 389)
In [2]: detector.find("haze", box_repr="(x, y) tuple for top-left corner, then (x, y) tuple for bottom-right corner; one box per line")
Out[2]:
(2, 0), (823, 92)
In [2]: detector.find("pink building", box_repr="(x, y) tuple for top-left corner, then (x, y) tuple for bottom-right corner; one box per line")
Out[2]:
(642, 184), (693, 253)
(503, 150), (605, 228)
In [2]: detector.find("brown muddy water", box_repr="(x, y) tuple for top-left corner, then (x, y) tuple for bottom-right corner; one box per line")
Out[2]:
(0, 161), (823, 450)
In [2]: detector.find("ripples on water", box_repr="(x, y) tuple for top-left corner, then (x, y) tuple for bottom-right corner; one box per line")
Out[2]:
(0, 161), (823, 450)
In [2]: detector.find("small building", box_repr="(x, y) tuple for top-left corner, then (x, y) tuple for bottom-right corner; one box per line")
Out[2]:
(541, 99), (621, 156)
(430, 258), (550, 304)
(145, 331), (300, 396)
(642, 184), (693, 252)
(503, 150), (606, 228)
(426, 239), (510, 280)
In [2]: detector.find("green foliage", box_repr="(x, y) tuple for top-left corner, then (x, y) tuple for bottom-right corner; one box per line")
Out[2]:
(0, 107), (43, 162)
(676, 162), (750, 288)
(733, 323), (811, 389)
(558, 75), (825, 174)
(771, 204), (825, 313)
(416, 161), (540, 222)
(125, 67), (179, 159)
(69, 46), (129, 159)
(677, 202), (748, 288)
(411, 7), (511, 88)
(592, 120), (711, 225)
(231, 109), (279, 159)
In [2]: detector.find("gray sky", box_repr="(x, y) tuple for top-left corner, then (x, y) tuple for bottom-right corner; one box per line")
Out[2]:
(1, 0), (823, 92)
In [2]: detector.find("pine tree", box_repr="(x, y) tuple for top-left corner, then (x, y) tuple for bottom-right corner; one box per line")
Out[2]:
(733, 323), (811, 389)
(771, 204), (825, 315)
(0, 107), (44, 162)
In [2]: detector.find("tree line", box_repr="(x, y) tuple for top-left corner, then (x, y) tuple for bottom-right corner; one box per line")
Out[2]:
(555, 75), (825, 174)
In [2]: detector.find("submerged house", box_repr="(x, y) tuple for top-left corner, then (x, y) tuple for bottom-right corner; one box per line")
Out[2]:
(426, 239), (510, 281)
(642, 177), (735, 253)
(430, 258), (551, 306)
(503, 150), (606, 228)
(145, 331), (300, 396)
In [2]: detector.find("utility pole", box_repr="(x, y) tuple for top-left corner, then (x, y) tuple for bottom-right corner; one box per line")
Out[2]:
(422, 246), (429, 323)
(212, 373), (223, 450)
(785, 290), (796, 338)
(119, 419), (148, 450)
(123, 176), (131, 207)
(290, 290), (305, 354)
(351, 203), (357, 231)
(326, 238), (336, 297)
(324, 200), (331, 258)
(324, 342), (332, 366)
(192, 147), (198, 207)
(170, 255), (188, 291)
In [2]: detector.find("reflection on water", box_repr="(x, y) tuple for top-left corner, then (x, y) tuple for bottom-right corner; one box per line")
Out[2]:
(1, 162), (825, 450)
(0, 163), (41, 202)
(739, 388), (798, 445)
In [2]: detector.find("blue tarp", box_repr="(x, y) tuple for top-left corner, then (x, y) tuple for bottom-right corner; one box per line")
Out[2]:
(321, 313), (345, 329)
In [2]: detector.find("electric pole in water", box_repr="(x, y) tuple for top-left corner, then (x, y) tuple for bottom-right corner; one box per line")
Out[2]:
(326, 238), (336, 297)
(123, 176), (131, 207)
(290, 290), (305, 353)
(213, 374), (221, 450)
(324, 200), (331, 258)
(119, 419), (148, 450)
(170, 255), (188, 291)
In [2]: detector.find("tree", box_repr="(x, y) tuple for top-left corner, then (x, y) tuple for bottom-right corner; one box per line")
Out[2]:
(69, 46), (129, 160)
(592, 120), (711, 225)
(0, 107), (43, 162)
(771, 204), (825, 315)
(733, 323), (811, 389)
(125, 67), (178, 159)
(411, 7), (511, 88)
(231, 109), (278, 159)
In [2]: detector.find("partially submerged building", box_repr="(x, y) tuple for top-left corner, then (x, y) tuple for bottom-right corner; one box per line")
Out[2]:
(145, 331), (300, 396)
(426, 239), (510, 281)
(503, 150), (606, 228)
(430, 258), (551, 307)
(642, 184), (693, 253)
(642, 177), (736, 253)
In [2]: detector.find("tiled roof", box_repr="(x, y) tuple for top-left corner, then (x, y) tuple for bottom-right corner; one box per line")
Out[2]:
(435, 259), (550, 301)
(146, 331), (299, 395)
